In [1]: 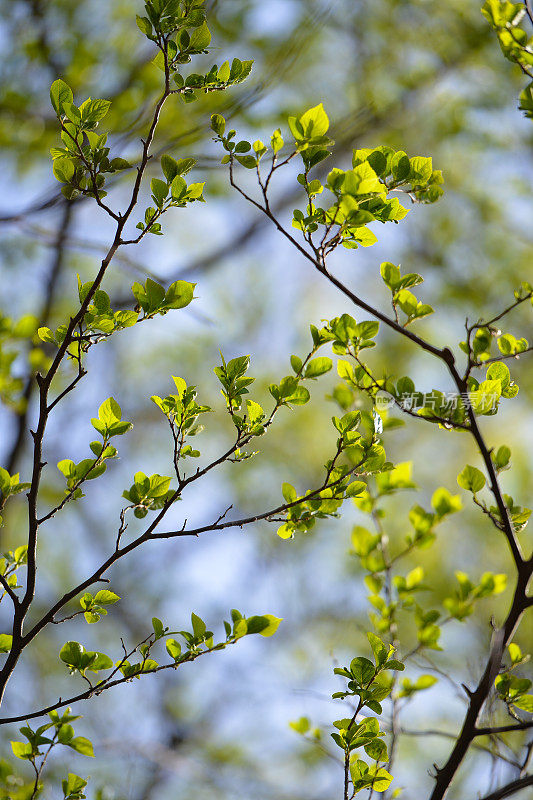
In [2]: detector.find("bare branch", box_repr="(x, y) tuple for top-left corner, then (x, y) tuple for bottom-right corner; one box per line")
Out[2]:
(475, 721), (533, 737)
(477, 774), (533, 800)
(0, 574), (20, 608)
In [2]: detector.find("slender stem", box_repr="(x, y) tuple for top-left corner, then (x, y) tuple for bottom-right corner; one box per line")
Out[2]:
(0, 48), (174, 707)
(229, 170), (524, 567)
(30, 732), (58, 800)
(226, 168), (533, 800)
(3, 200), (73, 479)
(8, 455), (363, 665)
(468, 291), (532, 331)
(470, 346), (533, 368)
(475, 720), (533, 737)
(0, 575), (19, 607)
(428, 564), (532, 800)
(0, 637), (239, 725)
(477, 774), (533, 800)
(37, 442), (108, 525)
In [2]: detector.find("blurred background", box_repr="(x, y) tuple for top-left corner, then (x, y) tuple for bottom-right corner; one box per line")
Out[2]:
(0, 1), (532, 798)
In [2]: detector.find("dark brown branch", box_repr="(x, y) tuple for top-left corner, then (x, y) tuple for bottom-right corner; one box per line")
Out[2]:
(226, 154), (532, 800)
(0, 54), (174, 706)
(477, 774), (533, 800)
(0, 640), (229, 725)
(469, 291), (533, 331)
(398, 727), (520, 769)
(110, 44), (486, 306)
(17, 451), (360, 660)
(0, 574), (20, 607)
(231, 164), (526, 568)
(471, 347), (533, 368)
(475, 721), (533, 737)
(428, 566), (532, 800)
(4, 200), (73, 478)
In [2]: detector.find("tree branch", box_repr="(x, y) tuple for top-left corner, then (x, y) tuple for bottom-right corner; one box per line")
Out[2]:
(428, 566), (532, 800)
(475, 721), (533, 737)
(0, 55), (174, 705)
(0, 574), (20, 607)
(477, 774), (533, 800)
(228, 169), (524, 569)
(0, 639), (234, 725)
(3, 200), (73, 480)
(226, 159), (532, 800)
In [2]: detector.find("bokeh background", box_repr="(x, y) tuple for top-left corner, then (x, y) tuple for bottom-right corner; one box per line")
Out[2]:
(0, 1), (532, 798)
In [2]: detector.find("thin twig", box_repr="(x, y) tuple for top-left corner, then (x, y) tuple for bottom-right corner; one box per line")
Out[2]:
(476, 773), (533, 800)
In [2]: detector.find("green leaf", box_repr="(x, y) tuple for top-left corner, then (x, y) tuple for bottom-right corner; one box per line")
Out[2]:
(285, 386), (310, 405)
(10, 742), (33, 760)
(244, 615), (270, 635)
(151, 178), (168, 205)
(164, 280), (195, 310)
(166, 638), (182, 661)
(391, 151), (411, 181)
(211, 114), (226, 135)
(50, 79), (73, 115)
(0, 634), (13, 653)
(235, 155), (257, 169)
(171, 175), (187, 200)
(62, 773), (88, 799)
(494, 445), (511, 471)
(304, 357), (333, 378)
(350, 656), (375, 684)
(369, 768), (393, 792)
(487, 361), (511, 389)
(256, 614), (282, 637)
(191, 612), (206, 638)
(282, 483), (297, 504)
(98, 397), (122, 427)
(38, 326), (57, 345)
(79, 98), (111, 127)
(289, 717), (310, 734)
(60, 641), (84, 668)
(409, 155), (433, 183)
(298, 103), (330, 138)
(367, 632), (389, 667)
(457, 465), (486, 493)
(513, 694), (533, 712)
(53, 158), (75, 184)
(87, 652), (113, 672)
(93, 590), (120, 606)
(365, 738), (388, 762)
(161, 155), (179, 182)
(431, 487), (462, 517)
(136, 15), (153, 36)
(67, 737), (94, 758)
(190, 22), (211, 50)
(277, 523), (294, 539)
(271, 128), (284, 153)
